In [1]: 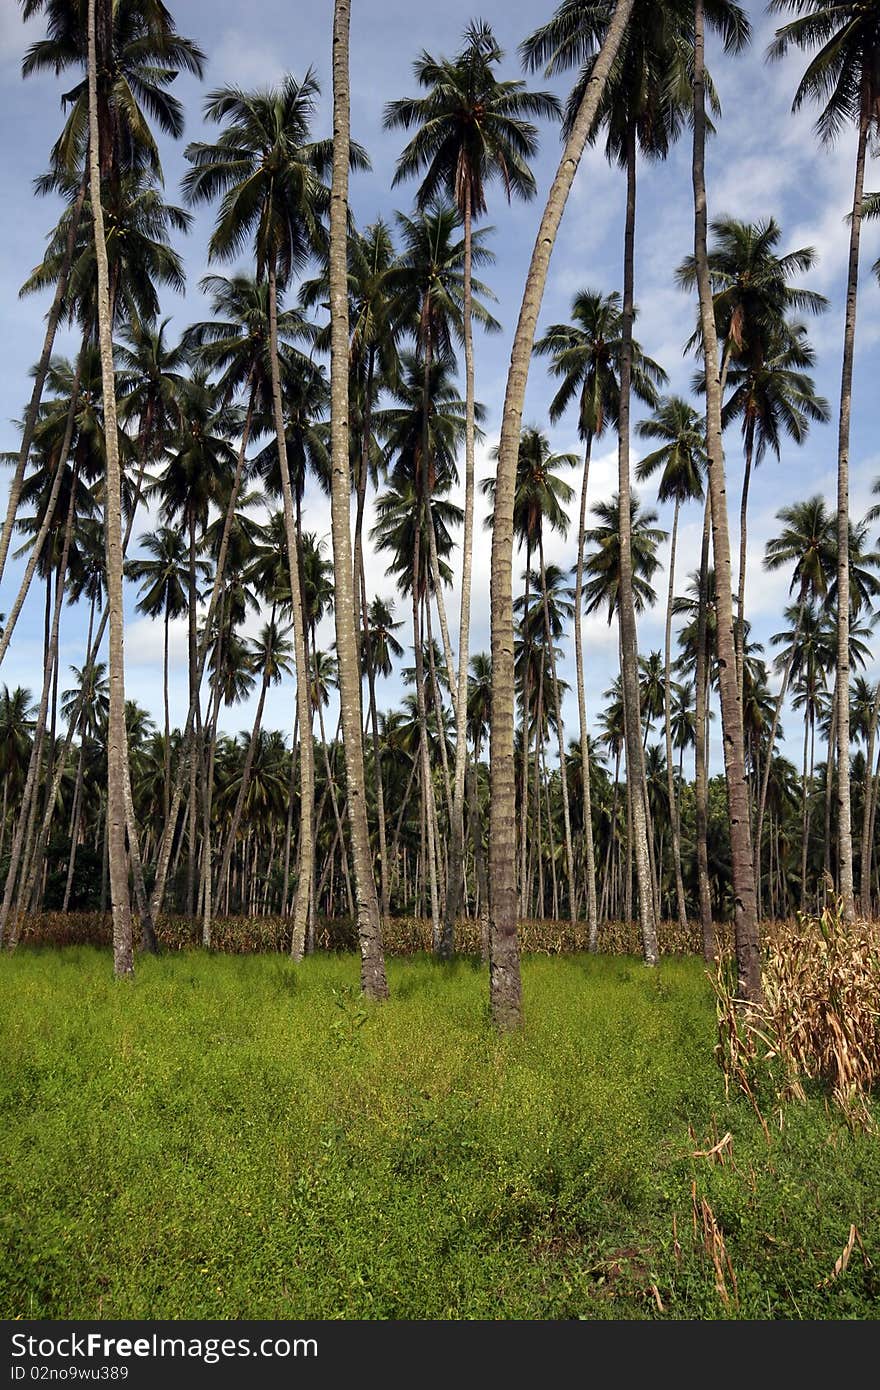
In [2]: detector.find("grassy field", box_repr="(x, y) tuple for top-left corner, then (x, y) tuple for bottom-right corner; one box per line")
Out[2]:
(1, 948), (878, 1319)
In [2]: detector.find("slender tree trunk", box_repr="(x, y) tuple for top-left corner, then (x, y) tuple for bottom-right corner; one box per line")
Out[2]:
(488, 0), (633, 1026)
(735, 432), (754, 706)
(329, 0), (387, 997)
(617, 123), (657, 963)
(573, 433), (599, 946)
(519, 546), (532, 915)
(538, 534), (575, 921)
(755, 595), (805, 917)
(268, 263), (315, 962)
(444, 178), (476, 949)
(835, 78), (869, 921)
(665, 497), (689, 931)
(692, 0), (760, 1002)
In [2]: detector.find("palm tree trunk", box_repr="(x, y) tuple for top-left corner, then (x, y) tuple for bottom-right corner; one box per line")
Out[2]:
(488, 0), (633, 1027)
(694, 482), (714, 957)
(538, 533), (576, 922)
(328, 0), (387, 996)
(443, 176), (476, 953)
(519, 543), (532, 916)
(665, 497), (689, 931)
(834, 74), (870, 921)
(692, 0), (760, 1003)
(573, 433), (599, 946)
(267, 261), (315, 963)
(617, 121), (657, 964)
(755, 594), (806, 917)
(735, 430), (754, 705)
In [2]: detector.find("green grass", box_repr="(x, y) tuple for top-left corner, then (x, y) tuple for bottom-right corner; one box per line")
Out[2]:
(1, 948), (878, 1319)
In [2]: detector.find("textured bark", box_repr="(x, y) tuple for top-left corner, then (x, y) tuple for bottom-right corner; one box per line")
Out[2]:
(835, 76), (869, 922)
(268, 260), (315, 963)
(573, 436), (599, 947)
(692, 0), (760, 1002)
(488, 0), (634, 1028)
(735, 436), (753, 706)
(329, 0), (388, 996)
(617, 125), (658, 965)
(444, 181), (476, 949)
(694, 493), (714, 957)
(88, 0), (132, 977)
(664, 498), (689, 932)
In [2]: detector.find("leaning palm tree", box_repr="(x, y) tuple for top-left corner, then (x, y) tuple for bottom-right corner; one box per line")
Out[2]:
(636, 395), (706, 931)
(183, 71), (348, 957)
(385, 18), (559, 952)
(768, 0), (880, 920)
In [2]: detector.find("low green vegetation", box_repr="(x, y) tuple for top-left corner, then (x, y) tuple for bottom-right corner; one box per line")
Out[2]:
(1, 949), (878, 1319)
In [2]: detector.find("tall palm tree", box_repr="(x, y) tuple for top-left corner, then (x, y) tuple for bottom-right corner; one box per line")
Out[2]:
(183, 72), (348, 957)
(769, 0), (880, 919)
(482, 428), (577, 918)
(535, 288), (665, 942)
(691, 0), (760, 1002)
(1, 0), (203, 592)
(328, 0), (387, 997)
(636, 395), (705, 930)
(523, 0), (726, 963)
(86, 0), (130, 976)
(385, 18), (559, 951)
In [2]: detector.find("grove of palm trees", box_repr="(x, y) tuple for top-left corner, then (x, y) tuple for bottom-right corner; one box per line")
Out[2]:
(1, 0), (880, 1330)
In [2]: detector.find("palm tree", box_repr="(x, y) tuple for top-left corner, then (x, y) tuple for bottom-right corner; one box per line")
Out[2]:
(721, 323), (830, 699)
(756, 498), (836, 913)
(636, 395), (705, 930)
(385, 18), (559, 951)
(215, 619), (293, 908)
(328, 0), (387, 996)
(86, 0), (130, 976)
(691, 0), (761, 1002)
(523, 0), (727, 963)
(769, 0), (880, 919)
(183, 72), (345, 958)
(483, 428), (577, 917)
(535, 288), (665, 942)
(125, 527), (193, 821)
(0, 0), (203, 592)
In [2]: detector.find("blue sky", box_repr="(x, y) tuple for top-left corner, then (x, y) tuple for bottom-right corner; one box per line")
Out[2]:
(1, 0), (879, 774)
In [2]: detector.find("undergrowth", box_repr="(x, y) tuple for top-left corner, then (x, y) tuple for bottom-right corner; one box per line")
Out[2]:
(0, 949), (877, 1319)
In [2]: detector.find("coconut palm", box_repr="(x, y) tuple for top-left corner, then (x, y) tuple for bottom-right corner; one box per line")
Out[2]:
(636, 395), (705, 930)
(385, 18), (559, 949)
(182, 72), (349, 957)
(769, 0), (880, 919)
(125, 526), (194, 822)
(535, 288), (665, 941)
